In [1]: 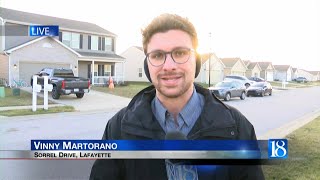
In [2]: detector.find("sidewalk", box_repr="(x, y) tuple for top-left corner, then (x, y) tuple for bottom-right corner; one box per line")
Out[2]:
(3, 87), (131, 112)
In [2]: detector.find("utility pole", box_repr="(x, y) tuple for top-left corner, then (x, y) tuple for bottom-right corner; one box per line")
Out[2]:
(208, 32), (212, 87)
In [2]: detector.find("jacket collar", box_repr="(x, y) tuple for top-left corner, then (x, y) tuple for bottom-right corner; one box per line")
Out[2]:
(121, 83), (236, 139)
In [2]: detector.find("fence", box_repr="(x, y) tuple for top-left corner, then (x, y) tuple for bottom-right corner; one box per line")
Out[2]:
(93, 76), (124, 86)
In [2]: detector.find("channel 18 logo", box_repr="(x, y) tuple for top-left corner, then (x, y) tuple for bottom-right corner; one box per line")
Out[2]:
(268, 139), (288, 159)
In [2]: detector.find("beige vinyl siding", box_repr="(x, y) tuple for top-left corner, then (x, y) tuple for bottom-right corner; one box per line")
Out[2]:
(9, 37), (77, 86)
(0, 54), (9, 80)
(121, 47), (148, 82)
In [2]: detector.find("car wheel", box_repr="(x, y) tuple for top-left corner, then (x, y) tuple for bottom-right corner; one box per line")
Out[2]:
(224, 93), (231, 101)
(51, 86), (60, 99)
(269, 90), (272, 96)
(76, 93), (84, 98)
(240, 92), (246, 100)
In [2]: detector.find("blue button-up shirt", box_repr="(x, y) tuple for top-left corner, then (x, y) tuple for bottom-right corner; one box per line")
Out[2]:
(151, 88), (205, 180)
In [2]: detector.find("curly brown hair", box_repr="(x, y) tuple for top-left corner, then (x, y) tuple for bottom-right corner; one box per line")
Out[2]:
(141, 14), (198, 54)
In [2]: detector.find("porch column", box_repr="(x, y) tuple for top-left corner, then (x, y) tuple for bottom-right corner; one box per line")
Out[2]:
(122, 61), (125, 83)
(91, 60), (95, 85)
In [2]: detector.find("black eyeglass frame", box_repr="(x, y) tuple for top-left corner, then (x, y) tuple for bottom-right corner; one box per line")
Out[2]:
(145, 48), (196, 67)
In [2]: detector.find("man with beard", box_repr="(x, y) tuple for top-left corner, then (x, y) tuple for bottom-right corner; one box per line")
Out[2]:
(90, 13), (264, 180)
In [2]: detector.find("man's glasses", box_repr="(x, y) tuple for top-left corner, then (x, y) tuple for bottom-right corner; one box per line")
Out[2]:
(146, 48), (195, 67)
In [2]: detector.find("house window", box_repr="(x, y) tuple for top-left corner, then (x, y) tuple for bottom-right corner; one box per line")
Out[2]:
(105, 37), (114, 52)
(104, 65), (111, 76)
(62, 32), (80, 49)
(91, 35), (99, 50)
(138, 68), (142, 77)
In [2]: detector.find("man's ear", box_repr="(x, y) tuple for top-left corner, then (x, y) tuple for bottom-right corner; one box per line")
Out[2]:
(195, 53), (202, 78)
(144, 58), (152, 82)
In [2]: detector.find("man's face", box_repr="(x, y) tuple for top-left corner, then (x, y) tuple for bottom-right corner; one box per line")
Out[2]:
(146, 30), (196, 98)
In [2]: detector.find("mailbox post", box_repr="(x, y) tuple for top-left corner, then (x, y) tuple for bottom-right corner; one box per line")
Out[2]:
(32, 76), (42, 112)
(43, 76), (53, 110)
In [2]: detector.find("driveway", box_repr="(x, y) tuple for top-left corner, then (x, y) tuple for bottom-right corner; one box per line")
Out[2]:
(22, 87), (131, 112)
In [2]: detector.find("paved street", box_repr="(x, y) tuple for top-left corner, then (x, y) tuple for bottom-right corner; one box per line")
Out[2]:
(1, 86), (320, 179)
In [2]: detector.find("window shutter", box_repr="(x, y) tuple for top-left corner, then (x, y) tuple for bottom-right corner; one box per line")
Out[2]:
(112, 38), (115, 51)
(98, 37), (102, 50)
(80, 34), (83, 49)
(59, 32), (62, 41)
(111, 65), (115, 76)
(102, 37), (105, 51)
(88, 35), (91, 50)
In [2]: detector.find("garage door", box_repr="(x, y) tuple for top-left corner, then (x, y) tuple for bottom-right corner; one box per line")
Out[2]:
(19, 62), (70, 86)
(266, 71), (274, 81)
(210, 70), (224, 84)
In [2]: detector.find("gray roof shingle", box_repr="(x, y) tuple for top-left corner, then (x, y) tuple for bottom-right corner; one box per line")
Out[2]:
(0, 7), (115, 36)
(220, 58), (241, 68)
(77, 51), (124, 59)
(273, 65), (291, 71)
(256, 62), (273, 70)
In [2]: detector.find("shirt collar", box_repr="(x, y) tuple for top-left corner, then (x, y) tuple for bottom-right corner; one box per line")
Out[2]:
(153, 88), (201, 127)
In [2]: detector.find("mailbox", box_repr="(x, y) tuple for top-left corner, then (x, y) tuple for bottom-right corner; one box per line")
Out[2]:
(33, 84), (42, 93)
(44, 84), (53, 92)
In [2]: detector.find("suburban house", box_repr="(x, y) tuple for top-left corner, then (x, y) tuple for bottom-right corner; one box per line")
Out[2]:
(120, 46), (149, 82)
(292, 68), (298, 80)
(0, 7), (124, 87)
(195, 53), (225, 85)
(295, 69), (317, 81)
(245, 62), (261, 78)
(220, 58), (247, 77)
(309, 71), (320, 81)
(273, 65), (293, 81)
(256, 62), (275, 81)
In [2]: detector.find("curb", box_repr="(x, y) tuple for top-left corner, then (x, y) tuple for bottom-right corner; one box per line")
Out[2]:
(0, 104), (66, 111)
(258, 108), (320, 139)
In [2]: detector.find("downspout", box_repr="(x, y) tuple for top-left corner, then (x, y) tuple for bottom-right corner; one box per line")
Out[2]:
(0, 16), (5, 51)
(4, 51), (11, 87)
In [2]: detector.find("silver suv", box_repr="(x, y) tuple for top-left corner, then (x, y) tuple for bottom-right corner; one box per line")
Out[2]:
(224, 75), (255, 88)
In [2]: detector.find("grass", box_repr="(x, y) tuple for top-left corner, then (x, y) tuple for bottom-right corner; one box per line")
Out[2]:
(270, 81), (320, 88)
(92, 81), (152, 98)
(263, 116), (320, 179)
(0, 106), (75, 117)
(0, 87), (55, 107)
(92, 81), (212, 98)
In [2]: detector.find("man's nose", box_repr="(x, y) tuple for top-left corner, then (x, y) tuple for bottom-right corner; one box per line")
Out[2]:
(162, 54), (177, 70)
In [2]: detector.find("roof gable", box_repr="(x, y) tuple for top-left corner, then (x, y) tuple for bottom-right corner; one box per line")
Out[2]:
(256, 62), (274, 70)
(5, 36), (81, 57)
(274, 65), (291, 71)
(220, 58), (240, 68)
(247, 62), (262, 71)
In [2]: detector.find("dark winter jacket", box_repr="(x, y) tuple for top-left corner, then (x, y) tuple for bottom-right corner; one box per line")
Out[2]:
(90, 84), (265, 180)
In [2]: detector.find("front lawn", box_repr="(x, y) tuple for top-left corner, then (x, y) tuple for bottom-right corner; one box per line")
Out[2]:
(0, 87), (55, 107)
(92, 82), (211, 98)
(263, 116), (320, 179)
(0, 106), (75, 117)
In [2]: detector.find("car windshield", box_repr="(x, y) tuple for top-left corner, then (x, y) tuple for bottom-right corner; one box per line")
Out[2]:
(252, 82), (265, 87)
(215, 81), (233, 87)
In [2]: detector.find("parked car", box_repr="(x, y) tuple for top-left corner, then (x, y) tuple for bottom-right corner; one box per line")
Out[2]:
(208, 80), (246, 101)
(246, 82), (272, 97)
(249, 77), (265, 82)
(224, 75), (255, 88)
(31, 68), (90, 99)
(295, 77), (308, 83)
